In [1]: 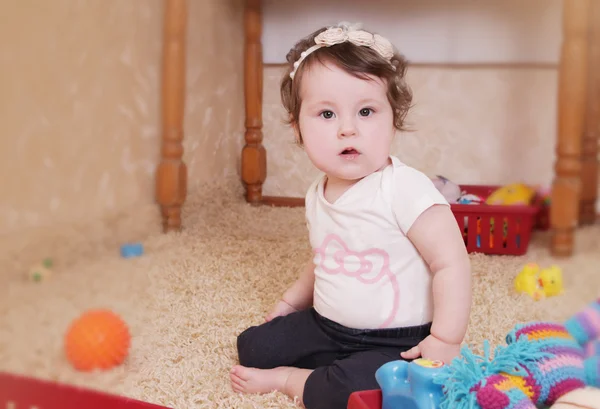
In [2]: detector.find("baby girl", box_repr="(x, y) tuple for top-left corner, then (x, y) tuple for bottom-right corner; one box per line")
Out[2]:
(230, 22), (472, 409)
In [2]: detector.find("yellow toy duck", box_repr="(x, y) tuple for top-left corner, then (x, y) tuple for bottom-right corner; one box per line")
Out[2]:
(539, 265), (564, 297)
(514, 263), (563, 300)
(514, 263), (545, 300)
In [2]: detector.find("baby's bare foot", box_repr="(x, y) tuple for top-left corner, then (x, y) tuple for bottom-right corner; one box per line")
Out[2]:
(230, 365), (294, 394)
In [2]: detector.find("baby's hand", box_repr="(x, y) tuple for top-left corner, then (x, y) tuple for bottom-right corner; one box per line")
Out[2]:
(265, 299), (298, 322)
(400, 334), (461, 364)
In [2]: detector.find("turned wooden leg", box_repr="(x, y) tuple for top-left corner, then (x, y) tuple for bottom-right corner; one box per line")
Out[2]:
(580, 2), (600, 225)
(551, 0), (591, 256)
(242, 0), (267, 204)
(156, 0), (188, 232)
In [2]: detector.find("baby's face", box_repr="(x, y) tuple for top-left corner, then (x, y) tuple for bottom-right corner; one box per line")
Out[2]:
(297, 60), (395, 184)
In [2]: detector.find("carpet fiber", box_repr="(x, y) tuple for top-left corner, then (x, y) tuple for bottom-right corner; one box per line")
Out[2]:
(1, 180), (599, 408)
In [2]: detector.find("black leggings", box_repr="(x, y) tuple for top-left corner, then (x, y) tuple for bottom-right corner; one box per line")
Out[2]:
(236, 308), (431, 409)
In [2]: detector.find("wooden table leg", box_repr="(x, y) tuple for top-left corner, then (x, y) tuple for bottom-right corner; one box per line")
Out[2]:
(242, 0), (267, 204)
(580, 1), (600, 225)
(156, 0), (188, 232)
(551, 0), (591, 256)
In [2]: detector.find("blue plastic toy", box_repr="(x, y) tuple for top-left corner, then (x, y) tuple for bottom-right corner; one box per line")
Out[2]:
(120, 243), (144, 258)
(375, 358), (446, 409)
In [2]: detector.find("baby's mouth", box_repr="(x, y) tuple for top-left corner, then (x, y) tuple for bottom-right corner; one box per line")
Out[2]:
(340, 148), (359, 155)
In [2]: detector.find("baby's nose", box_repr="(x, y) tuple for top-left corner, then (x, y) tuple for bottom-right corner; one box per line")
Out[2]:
(338, 120), (357, 138)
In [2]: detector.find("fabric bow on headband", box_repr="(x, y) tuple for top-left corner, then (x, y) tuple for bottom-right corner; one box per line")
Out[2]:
(290, 22), (396, 80)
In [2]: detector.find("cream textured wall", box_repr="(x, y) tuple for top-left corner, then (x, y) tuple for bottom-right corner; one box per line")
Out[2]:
(258, 0), (571, 198)
(260, 0), (598, 212)
(0, 0), (245, 236)
(261, 0), (562, 65)
(262, 65), (560, 197)
(0, 0), (596, 239)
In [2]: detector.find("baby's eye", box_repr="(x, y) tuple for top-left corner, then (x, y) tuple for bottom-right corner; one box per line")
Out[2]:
(359, 108), (374, 117)
(320, 110), (335, 119)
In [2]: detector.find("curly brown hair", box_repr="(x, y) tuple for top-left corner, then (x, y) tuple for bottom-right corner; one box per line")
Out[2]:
(280, 26), (413, 144)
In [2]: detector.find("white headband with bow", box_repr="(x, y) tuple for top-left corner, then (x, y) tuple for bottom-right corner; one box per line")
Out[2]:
(290, 23), (396, 80)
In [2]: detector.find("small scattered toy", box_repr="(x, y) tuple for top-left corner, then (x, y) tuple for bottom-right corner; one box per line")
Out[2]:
(431, 176), (461, 203)
(539, 265), (564, 297)
(457, 193), (484, 205)
(120, 242), (144, 258)
(64, 309), (131, 371)
(27, 257), (53, 282)
(514, 263), (563, 300)
(376, 358), (445, 409)
(514, 263), (546, 301)
(486, 183), (536, 205)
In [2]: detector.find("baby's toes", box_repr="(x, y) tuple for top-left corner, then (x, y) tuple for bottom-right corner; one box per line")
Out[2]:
(230, 373), (246, 392)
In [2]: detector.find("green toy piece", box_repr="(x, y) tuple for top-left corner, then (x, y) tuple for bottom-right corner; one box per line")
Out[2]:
(28, 257), (54, 282)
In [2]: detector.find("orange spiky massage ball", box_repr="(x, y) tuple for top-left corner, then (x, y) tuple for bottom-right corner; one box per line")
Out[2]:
(64, 309), (131, 371)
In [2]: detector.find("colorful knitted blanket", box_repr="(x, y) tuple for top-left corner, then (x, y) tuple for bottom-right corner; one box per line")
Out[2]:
(435, 298), (600, 409)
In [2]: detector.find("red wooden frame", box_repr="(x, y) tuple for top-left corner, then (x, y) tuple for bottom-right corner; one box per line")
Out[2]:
(0, 371), (171, 409)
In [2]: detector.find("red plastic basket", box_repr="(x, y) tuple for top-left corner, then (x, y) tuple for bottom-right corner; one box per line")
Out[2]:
(451, 185), (542, 256)
(347, 389), (381, 409)
(0, 371), (171, 409)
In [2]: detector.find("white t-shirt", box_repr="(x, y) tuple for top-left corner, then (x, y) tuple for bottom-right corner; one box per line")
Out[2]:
(305, 156), (449, 330)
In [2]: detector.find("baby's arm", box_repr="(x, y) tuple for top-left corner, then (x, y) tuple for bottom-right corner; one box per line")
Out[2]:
(266, 258), (315, 322)
(405, 204), (472, 358)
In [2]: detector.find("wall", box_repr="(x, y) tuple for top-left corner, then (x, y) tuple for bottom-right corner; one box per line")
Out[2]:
(261, 0), (562, 64)
(259, 0), (598, 211)
(262, 65), (559, 196)
(0, 0), (596, 239)
(0, 0), (245, 236)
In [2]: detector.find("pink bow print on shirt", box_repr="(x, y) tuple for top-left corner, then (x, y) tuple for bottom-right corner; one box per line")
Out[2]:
(314, 233), (400, 328)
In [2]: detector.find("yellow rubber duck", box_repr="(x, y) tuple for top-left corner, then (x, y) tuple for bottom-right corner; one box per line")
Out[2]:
(514, 263), (545, 301)
(514, 263), (564, 300)
(539, 265), (564, 297)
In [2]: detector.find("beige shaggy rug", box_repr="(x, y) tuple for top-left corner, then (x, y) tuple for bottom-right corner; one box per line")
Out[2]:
(1, 179), (599, 409)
